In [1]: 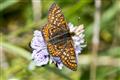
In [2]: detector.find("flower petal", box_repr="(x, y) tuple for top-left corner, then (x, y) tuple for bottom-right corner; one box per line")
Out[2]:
(74, 45), (82, 54)
(31, 30), (46, 50)
(34, 30), (43, 37)
(72, 36), (80, 41)
(68, 23), (76, 32)
(31, 38), (46, 49)
(75, 24), (84, 33)
(50, 56), (63, 69)
(32, 49), (49, 66)
(57, 62), (63, 70)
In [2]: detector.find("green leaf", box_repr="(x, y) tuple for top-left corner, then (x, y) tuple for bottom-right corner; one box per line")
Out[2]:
(0, 0), (19, 12)
(1, 42), (31, 60)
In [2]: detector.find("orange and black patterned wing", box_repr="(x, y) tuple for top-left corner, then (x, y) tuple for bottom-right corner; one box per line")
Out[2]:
(48, 3), (68, 30)
(42, 23), (61, 57)
(59, 39), (77, 71)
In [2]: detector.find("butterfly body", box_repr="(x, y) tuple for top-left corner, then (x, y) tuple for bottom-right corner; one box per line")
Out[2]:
(42, 3), (77, 71)
(48, 30), (75, 45)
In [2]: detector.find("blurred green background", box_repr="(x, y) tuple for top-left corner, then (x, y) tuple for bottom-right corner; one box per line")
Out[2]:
(0, 0), (120, 80)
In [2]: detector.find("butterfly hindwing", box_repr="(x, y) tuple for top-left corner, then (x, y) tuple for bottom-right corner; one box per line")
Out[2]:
(59, 39), (77, 71)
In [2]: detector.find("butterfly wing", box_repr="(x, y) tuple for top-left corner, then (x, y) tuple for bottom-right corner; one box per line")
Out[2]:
(59, 39), (77, 71)
(42, 3), (77, 70)
(42, 23), (60, 57)
(48, 3), (68, 29)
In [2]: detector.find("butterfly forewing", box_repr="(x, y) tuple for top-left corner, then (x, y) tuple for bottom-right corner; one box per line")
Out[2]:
(42, 3), (77, 71)
(42, 23), (60, 57)
(48, 3), (68, 30)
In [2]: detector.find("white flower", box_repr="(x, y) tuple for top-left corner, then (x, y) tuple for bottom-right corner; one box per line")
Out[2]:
(68, 23), (86, 64)
(31, 30), (46, 50)
(31, 30), (49, 66)
(68, 23), (86, 54)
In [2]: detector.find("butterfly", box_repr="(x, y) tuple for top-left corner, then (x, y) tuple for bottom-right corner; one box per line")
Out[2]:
(41, 3), (77, 71)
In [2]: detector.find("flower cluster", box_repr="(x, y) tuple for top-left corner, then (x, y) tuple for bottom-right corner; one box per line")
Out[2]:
(31, 23), (86, 69)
